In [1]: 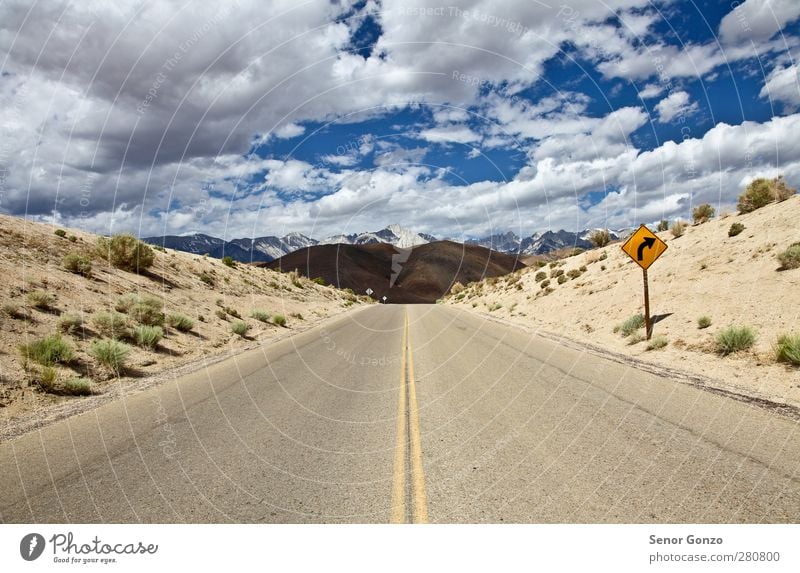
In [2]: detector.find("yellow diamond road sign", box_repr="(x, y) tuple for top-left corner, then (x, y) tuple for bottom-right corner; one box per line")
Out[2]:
(621, 224), (668, 270)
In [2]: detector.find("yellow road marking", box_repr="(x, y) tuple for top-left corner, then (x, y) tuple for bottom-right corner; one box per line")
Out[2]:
(390, 308), (429, 524)
(390, 316), (408, 524)
(406, 315), (429, 523)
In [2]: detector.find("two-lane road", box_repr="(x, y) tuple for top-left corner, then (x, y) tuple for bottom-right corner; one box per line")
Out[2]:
(2, 305), (799, 523)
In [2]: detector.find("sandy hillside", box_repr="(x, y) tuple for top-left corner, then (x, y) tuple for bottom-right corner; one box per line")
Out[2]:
(0, 214), (372, 439)
(444, 195), (800, 411)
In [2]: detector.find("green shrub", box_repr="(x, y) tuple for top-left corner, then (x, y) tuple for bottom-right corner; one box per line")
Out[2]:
(671, 221), (686, 237)
(54, 229), (67, 238)
(62, 253), (92, 276)
(26, 289), (55, 310)
(540, 279), (551, 289)
(249, 309), (271, 322)
(167, 313), (194, 332)
(715, 326), (756, 355)
(628, 331), (645, 345)
(646, 336), (668, 350)
(215, 309), (228, 320)
(57, 314), (84, 334)
(63, 377), (92, 396)
(728, 222), (745, 237)
(114, 294), (139, 313)
(557, 274), (568, 284)
(738, 175), (796, 213)
(311, 277), (326, 285)
(89, 339), (130, 372)
(692, 203), (715, 224)
(92, 311), (129, 339)
(222, 256), (235, 267)
(534, 271), (547, 282)
(117, 295), (164, 325)
(566, 269), (581, 279)
(199, 272), (214, 286)
(617, 314), (646, 337)
(37, 366), (58, 393)
(129, 301), (165, 326)
(96, 234), (154, 272)
(656, 220), (669, 232)
(68, 235), (78, 242)
(289, 270), (303, 288)
(133, 325), (163, 349)
(231, 320), (249, 336)
(598, 251), (608, 261)
(697, 316), (712, 329)
(2, 303), (24, 319)
(777, 242), (800, 270)
(775, 333), (800, 366)
(19, 334), (74, 366)
(550, 268), (564, 278)
(588, 229), (611, 248)
(272, 314), (287, 327)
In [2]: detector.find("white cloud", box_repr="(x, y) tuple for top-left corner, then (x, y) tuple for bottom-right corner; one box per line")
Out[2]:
(654, 90), (699, 123)
(274, 123), (306, 139)
(638, 83), (664, 99)
(760, 63), (800, 107)
(719, 0), (800, 45)
(418, 125), (481, 144)
(1, 0), (799, 241)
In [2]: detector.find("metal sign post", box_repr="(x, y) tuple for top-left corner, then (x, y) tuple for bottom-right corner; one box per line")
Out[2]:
(642, 269), (651, 339)
(621, 225), (667, 341)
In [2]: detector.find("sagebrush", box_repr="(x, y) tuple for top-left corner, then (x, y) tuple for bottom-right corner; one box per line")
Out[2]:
(19, 334), (74, 366)
(89, 339), (130, 372)
(716, 326), (756, 355)
(96, 234), (154, 272)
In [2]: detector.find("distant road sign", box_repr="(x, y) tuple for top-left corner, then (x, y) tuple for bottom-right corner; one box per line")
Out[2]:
(366, 288), (373, 296)
(621, 225), (667, 270)
(382, 296), (387, 303)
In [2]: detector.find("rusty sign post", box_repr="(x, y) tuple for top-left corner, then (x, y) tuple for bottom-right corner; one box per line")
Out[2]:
(621, 225), (668, 340)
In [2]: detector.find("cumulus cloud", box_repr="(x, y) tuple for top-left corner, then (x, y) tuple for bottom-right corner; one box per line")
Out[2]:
(719, 0), (800, 45)
(654, 91), (699, 123)
(760, 63), (800, 108)
(0, 0), (799, 241)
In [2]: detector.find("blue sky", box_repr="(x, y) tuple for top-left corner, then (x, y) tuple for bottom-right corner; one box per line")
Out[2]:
(1, 0), (800, 240)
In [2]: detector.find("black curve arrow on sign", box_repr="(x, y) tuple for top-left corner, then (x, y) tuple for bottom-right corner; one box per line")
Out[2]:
(637, 236), (656, 260)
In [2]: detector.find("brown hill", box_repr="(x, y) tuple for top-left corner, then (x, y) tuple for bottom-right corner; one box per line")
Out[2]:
(264, 241), (526, 303)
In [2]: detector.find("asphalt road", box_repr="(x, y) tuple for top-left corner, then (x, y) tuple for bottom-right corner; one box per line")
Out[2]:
(1, 304), (799, 523)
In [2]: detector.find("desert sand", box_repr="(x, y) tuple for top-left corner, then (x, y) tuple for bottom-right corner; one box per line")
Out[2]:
(445, 195), (800, 412)
(0, 214), (371, 439)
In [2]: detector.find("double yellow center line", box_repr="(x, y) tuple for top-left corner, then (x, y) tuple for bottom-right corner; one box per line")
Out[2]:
(390, 309), (429, 524)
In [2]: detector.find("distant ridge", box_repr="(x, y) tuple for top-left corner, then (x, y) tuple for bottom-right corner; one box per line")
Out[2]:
(262, 240), (525, 303)
(144, 224), (627, 262)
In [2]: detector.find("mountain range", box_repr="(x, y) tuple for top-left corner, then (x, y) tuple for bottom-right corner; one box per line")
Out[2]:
(142, 225), (624, 262)
(264, 241), (525, 303)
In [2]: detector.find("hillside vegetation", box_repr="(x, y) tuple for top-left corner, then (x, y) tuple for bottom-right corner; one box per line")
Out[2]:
(444, 195), (800, 409)
(0, 214), (370, 435)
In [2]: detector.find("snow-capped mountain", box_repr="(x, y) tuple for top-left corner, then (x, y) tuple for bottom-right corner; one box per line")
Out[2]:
(319, 224), (435, 248)
(468, 229), (626, 255)
(142, 232), (317, 262)
(144, 225), (627, 263)
(466, 232), (522, 253)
